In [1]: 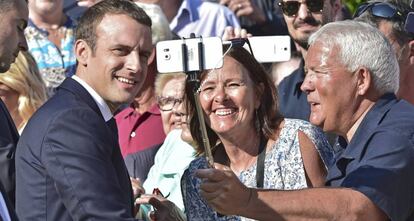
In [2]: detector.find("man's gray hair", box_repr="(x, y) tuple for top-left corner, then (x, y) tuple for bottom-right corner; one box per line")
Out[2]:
(309, 20), (400, 94)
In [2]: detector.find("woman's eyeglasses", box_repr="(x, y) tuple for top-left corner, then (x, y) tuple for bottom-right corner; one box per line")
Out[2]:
(278, 0), (324, 17)
(157, 96), (183, 111)
(353, 2), (404, 20)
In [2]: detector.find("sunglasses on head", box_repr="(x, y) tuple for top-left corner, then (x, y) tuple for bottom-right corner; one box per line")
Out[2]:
(278, 0), (325, 17)
(353, 2), (404, 20)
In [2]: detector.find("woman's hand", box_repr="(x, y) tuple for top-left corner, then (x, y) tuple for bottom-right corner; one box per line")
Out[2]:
(222, 26), (252, 41)
(195, 166), (253, 215)
(135, 194), (186, 221)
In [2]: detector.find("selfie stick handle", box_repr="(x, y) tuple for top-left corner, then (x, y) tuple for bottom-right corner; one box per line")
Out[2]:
(182, 36), (214, 167)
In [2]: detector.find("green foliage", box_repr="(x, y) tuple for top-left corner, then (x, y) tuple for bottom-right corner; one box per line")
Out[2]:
(344, 0), (366, 14)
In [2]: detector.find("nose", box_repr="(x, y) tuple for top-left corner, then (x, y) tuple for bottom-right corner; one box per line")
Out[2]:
(212, 85), (227, 103)
(300, 74), (314, 94)
(126, 51), (142, 73)
(297, 2), (311, 19)
(172, 99), (185, 116)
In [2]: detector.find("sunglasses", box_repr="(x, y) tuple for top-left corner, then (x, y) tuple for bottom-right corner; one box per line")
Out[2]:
(353, 2), (404, 20)
(278, 0), (324, 17)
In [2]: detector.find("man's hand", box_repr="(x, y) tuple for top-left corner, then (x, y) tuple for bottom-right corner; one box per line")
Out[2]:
(220, 0), (266, 24)
(195, 166), (253, 215)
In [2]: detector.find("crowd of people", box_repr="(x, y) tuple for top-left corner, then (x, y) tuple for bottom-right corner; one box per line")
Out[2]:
(0, 0), (413, 220)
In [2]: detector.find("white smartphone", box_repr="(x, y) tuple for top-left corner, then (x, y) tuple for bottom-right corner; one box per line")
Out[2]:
(156, 37), (224, 73)
(244, 36), (291, 63)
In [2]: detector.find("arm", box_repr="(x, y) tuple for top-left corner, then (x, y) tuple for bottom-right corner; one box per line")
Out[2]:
(42, 110), (136, 220)
(297, 131), (327, 187)
(196, 168), (387, 221)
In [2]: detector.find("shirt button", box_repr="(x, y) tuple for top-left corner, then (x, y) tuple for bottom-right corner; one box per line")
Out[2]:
(131, 132), (136, 138)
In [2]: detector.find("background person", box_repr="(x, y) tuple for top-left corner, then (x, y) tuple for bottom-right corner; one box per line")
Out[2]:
(124, 73), (190, 182)
(182, 44), (333, 220)
(134, 73), (195, 221)
(25, 0), (77, 94)
(135, 0), (240, 38)
(0, 51), (47, 133)
(354, 0), (414, 104)
(277, 0), (340, 120)
(0, 0), (29, 209)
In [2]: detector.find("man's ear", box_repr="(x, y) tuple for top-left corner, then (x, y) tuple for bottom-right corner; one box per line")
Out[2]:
(356, 67), (372, 96)
(75, 39), (91, 66)
(147, 47), (156, 66)
(332, 0), (342, 19)
(408, 39), (414, 65)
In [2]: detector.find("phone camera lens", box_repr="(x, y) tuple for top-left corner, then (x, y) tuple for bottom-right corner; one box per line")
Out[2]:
(164, 54), (171, 60)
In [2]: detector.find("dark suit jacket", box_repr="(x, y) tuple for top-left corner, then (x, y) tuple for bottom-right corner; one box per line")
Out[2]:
(0, 99), (19, 205)
(0, 181), (18, 221)
(124, 143), (162, 182)
(15, 78), (137, 221)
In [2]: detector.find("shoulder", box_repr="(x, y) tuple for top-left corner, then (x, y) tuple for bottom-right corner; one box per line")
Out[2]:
(282, 119), (324, 137)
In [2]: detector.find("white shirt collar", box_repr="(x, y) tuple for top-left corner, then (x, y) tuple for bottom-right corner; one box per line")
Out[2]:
(72, 75), (113, 122)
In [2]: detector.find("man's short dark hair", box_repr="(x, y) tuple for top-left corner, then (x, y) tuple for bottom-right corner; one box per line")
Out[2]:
(75, 0), (152, 54)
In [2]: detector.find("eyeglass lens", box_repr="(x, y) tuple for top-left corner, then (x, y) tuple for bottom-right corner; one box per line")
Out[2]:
(158, 97), (183, 111)
(279, 0), (324, 16)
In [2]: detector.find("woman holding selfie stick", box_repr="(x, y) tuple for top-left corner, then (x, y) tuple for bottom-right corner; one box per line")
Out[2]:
(181, 44), (334, 220)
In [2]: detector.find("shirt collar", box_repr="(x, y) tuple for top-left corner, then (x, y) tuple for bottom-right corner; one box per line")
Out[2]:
(338, 93), (397, 160)
(72, 75), (113, 122)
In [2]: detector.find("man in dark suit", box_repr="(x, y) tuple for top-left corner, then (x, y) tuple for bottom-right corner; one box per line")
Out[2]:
(15, 0), (154, 220)
(0, 0), (29, 214)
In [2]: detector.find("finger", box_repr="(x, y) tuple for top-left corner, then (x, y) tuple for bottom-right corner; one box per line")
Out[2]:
(213, 163), (231, 171)
(222, 26), (235, 41)
(200, 187), (223, 201)
(240, 29), (248, 38)
(135, 195), (151, 205)
(199, 179), (225, 193)
(148, 196), (164, 210)
(195, 168), (226, 181)
(234, 27), (242, 38)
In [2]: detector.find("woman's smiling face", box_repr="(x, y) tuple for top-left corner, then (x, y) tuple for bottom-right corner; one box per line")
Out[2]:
(199, 56), (261, 137)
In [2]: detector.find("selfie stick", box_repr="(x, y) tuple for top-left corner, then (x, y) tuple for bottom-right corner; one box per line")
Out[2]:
(182, 35), (214, 167)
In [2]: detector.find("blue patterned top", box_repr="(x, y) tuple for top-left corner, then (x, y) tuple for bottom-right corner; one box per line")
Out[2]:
(25, 17), (77, 94)
(182, 119), (334, 221)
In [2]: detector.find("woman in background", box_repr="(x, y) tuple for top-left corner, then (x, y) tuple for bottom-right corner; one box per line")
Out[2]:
(0, 51), (47, 133)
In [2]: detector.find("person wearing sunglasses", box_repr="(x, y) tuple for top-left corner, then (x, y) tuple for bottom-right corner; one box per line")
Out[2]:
(354, 0), (414, 105)
(276, 0), (341, 121)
